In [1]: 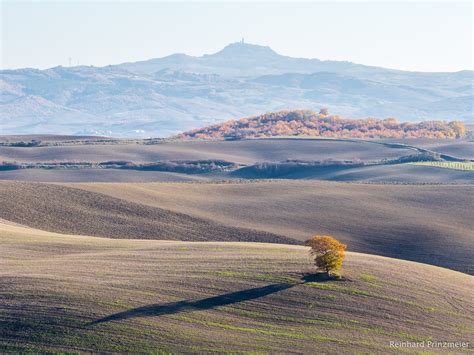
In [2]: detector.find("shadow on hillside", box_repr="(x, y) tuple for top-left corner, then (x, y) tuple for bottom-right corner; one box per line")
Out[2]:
(301, 273), (347, 283)
(89, 273), (342, 325)
(89, 283), (295, 325)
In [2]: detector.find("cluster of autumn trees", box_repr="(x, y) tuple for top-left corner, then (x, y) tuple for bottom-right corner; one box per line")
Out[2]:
(178, 110), (466, 140)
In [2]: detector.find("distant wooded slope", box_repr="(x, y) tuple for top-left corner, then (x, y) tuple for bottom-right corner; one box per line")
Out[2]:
(177, 110), (465, 140)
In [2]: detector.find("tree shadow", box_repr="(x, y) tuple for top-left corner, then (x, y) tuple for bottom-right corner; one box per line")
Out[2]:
(301, 272), (347, 283)
(89, 282), (295, 325)
(89, 273), (345, 325)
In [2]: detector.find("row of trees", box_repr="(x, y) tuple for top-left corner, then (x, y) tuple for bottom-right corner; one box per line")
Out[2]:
(178, 110), (465, 140)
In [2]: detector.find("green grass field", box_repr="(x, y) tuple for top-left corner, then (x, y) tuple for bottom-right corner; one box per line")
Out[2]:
(407, 161), (474, 171)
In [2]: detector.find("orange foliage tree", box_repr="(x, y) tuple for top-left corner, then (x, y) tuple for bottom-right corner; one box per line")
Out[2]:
(304, 235), (347, 275)
(176, 110), (466, 140)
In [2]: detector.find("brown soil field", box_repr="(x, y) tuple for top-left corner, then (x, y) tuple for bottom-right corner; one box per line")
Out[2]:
(0, 180), (472, 273)
(380, 138), (473, 160)
(1, 223), (472, 353)
(0, 138), (416, 164)
(1, 164), (472, 183)
(71, 180), (474, 274)
(231, 163), (474, 183)
(0, 168), (206, 183)
(1, 138), (472, 183)
(0, 181), (294, 244)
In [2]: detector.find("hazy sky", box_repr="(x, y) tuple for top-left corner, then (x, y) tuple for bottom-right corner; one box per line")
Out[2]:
(1, 1), (472, 72)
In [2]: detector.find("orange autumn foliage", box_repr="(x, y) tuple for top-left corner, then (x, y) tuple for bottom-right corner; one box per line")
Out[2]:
(305, 235), (347, 275)
(177, 110), (465, 140)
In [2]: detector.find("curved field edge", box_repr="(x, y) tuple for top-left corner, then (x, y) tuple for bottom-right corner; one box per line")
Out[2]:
(1, 137), (472, 183)
(0, 181), (295, 245)
(1, 163), (472, 183)
(1, 223), (473, 353)
(69, 180), (474, 274)
(0, 138), (415, 165)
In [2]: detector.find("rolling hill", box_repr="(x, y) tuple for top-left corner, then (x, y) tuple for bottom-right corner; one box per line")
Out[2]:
(1, 163), (473, 183)
(0, 137), (416, 164)
(1, 222), (472, 353)
(0, 180), (472, 273)
(0, 181), (293, 244)
(73, 180), (474, 274)
(1, 136), (472, 183)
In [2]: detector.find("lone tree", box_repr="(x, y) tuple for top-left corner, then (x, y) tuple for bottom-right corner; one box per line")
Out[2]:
(305, 235), (346, 276)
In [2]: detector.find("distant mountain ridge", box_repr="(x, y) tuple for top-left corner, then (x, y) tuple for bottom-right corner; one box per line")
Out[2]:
(1, 42), (472, 137)
(114, 42), (380, 77)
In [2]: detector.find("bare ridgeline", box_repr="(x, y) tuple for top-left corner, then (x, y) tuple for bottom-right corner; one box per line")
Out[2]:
(0, 110), (473, 353)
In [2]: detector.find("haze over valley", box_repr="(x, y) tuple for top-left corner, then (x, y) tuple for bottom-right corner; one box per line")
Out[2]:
(1, 42), (472, 137)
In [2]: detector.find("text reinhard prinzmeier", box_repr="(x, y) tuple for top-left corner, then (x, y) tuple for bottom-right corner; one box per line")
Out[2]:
(389, 341), (469, 349)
